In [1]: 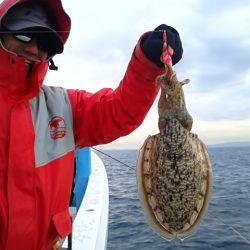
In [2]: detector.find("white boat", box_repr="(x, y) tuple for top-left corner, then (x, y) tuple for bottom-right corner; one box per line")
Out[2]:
(62, 148), (109, 250)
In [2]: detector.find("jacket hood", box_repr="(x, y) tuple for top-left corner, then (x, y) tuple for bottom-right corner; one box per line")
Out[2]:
(0, 0), (71, 103)
(0, 0), (71, 44)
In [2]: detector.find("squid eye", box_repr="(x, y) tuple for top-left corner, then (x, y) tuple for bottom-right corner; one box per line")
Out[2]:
(14, 34), (32, 43)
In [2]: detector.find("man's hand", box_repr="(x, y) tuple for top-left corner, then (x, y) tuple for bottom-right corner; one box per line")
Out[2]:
(141, 24), (183, 67)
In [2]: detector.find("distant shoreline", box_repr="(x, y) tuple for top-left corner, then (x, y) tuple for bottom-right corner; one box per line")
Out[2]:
(96, 141), (250, 151)
(208, 141), (250, 148)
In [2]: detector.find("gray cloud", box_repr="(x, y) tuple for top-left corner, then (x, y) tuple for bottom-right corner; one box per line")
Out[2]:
(196, 0), (250, 15)
(68, 31), (134, 64)
(61, 0), (250, 125)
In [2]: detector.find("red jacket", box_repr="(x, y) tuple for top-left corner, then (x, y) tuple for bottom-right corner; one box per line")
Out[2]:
(0, 0), (164, 249)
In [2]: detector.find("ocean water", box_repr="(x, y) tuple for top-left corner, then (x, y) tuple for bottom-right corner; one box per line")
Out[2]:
(96, 146), (250, 250)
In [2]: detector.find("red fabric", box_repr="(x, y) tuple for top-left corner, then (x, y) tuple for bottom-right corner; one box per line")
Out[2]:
(68, 34), (164, 148)
(0, 1), (74, 249)
(52, 209), (72, 238)
(0, 0), (165, 249)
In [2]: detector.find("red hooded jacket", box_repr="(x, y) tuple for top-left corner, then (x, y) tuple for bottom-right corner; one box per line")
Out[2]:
(0, 0), (164, 249)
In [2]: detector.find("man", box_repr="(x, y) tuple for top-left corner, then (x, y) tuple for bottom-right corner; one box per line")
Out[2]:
(0, 0), (183, 249)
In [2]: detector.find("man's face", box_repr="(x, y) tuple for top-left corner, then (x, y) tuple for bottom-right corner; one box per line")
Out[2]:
(1, 33), (48, 63)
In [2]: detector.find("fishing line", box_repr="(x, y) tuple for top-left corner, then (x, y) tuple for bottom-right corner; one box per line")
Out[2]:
(0, 30), (70, 33)
(91, 149), (250, 198)
(92, 147), (136, 171)
(207, 212), (250, 244)
(92, 147), (250, 244)
(0, 30), (168, 34)
(0, 29), (166, 34)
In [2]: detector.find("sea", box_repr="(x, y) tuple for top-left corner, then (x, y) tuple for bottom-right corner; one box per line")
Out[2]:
(96, 146), (250, 250)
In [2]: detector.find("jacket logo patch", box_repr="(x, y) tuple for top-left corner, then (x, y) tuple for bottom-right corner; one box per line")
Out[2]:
(48, 116), (67, 140)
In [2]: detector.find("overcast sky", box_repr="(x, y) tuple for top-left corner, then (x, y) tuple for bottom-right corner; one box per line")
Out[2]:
(43, 0), (250, 149)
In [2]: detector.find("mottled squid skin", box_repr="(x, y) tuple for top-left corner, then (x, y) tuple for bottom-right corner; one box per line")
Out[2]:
(156, 64), (193, 134)
(136, 64), (212, 240)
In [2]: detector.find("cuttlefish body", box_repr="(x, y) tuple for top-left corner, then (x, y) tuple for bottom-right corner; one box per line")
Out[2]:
(136, 65), (212, 240)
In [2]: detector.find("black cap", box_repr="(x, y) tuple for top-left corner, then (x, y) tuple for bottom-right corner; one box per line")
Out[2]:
(1, 1), (63, 57)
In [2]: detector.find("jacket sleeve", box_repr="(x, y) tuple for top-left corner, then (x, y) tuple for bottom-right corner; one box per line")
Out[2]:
(67, 33), (165, 148)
